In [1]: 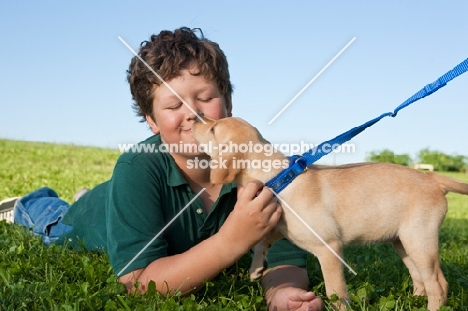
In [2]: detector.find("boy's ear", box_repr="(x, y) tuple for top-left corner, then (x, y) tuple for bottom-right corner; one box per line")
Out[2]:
(146, 115), (160, 134)
(210, 155), (240, 184)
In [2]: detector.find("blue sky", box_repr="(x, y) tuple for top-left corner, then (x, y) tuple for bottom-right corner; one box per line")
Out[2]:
(1, 1), (467, 164)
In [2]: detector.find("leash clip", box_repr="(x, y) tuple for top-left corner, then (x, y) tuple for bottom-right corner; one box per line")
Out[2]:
(293, 156), (308, 172)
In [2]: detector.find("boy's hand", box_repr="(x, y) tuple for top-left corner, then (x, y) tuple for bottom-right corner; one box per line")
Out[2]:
(217, 181), (281, 257)
(266, 287), (323, 311)
(262, 266), (324, 311)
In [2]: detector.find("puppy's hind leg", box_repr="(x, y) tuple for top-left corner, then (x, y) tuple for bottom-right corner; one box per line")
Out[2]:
(400, 233), (448, 311)
(249, 229), (282, 281)
(393, 239), (426, 296)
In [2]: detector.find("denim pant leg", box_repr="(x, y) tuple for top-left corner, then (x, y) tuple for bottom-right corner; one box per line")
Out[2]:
(14, 187), (73, 246)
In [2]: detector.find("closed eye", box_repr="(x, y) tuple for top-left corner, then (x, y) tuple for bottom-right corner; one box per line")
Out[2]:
(198, 98), (213, 103)
(168, 103), (182, 110)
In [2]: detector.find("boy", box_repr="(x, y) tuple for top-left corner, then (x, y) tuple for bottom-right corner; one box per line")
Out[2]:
(0, 27), (323, 311)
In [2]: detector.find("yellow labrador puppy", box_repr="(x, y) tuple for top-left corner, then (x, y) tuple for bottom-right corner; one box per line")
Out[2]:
(192, 116), (468, 311)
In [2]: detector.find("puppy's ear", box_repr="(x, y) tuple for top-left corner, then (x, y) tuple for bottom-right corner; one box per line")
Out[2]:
(210, 156), (241, 184)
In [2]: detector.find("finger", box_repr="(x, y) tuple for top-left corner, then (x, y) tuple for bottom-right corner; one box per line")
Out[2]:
(261, 195), (279, 212)
(306, 294), (324, 310)
(236, 185), (245, 198)
(273, 201), (283, 218)
(254, 186), (276, 206)
(239, 181), (265, 200)
(289, 290), (317, 302)
(267, 202), (282, 226)
(299, 291), (317, 301)
(255, 200), (281, 229)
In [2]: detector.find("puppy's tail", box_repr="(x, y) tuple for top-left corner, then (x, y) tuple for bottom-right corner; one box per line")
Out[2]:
(427, 172), (468, 195)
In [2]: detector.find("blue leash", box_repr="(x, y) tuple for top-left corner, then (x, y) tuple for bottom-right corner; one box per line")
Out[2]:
(266, 57), (468, 193)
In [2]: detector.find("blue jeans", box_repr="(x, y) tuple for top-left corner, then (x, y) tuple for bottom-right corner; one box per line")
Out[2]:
(14, 187), (72, 246)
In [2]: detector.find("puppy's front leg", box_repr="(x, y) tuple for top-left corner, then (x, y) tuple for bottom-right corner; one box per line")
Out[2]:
(249, 229), (283, 281)
(315, 242), (349, 310)
(249, 240), (267, 280)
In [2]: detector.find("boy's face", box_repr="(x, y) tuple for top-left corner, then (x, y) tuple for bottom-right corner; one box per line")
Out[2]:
(146, 68), (232, 156)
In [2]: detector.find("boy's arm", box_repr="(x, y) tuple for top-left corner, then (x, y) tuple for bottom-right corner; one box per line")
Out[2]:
(120, 182), (281, 295)
(120, 232), (246, 294)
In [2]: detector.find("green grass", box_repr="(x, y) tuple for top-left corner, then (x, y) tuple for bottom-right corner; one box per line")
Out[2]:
(0, 139), (467, 310)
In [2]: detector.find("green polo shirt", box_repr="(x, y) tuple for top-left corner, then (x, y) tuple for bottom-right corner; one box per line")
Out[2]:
(57, 134), (307, 276)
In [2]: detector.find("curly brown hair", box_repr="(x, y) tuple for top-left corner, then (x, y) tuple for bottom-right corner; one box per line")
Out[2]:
(127, 27), (233, 122)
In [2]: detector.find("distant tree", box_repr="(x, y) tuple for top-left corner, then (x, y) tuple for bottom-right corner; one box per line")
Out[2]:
(416, 148), (467, 172)
(366, 149), (412, 166)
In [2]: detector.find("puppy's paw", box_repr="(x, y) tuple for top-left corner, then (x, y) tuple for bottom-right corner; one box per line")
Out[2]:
(249, 267), (265, 281)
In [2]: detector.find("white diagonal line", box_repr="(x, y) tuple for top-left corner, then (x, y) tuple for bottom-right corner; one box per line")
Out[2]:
(268, 37), (356, 124)
(118, 36), (206, 124)
(269, 188), (357, 275)
(116, 188), (206, 276)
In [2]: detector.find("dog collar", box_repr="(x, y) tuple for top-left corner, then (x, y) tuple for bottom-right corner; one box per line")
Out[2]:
(265, 155), (308, 193)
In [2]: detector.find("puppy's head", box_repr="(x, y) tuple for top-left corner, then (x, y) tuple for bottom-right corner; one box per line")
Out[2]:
(192, 116), (267, 184)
